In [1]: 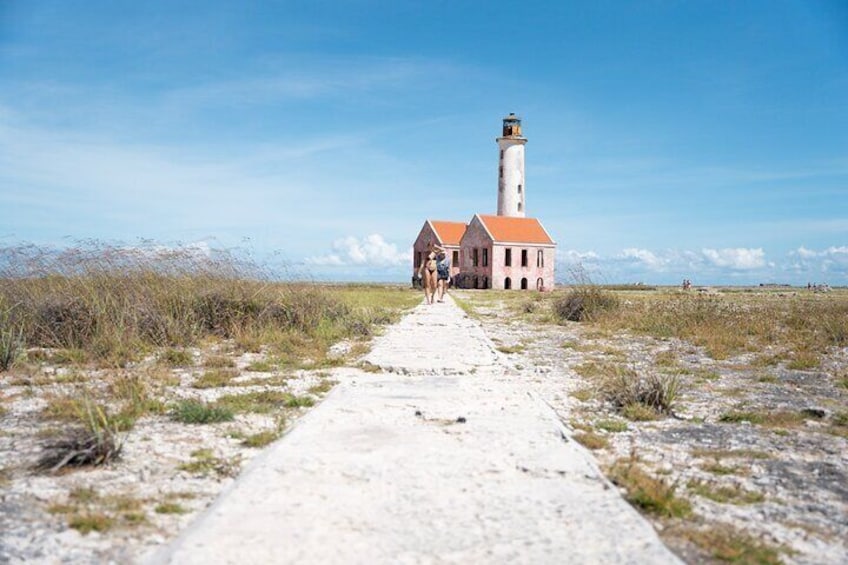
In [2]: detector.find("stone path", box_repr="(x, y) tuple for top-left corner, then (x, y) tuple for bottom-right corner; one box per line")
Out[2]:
(149, 296), (681, 564)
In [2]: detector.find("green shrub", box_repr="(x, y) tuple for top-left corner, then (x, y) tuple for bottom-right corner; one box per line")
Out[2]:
(170, 400), (234, 424)
(553, 286), (620, 322)
(242, 430), (280, 448)
(601, 371), (680, 415)
(0, 308), (24, 371)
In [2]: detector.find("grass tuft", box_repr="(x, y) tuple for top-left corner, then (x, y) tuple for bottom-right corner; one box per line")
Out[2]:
(34, 399), (123, 473)
(192, 368), (239, 388)
(573, 431), (609, 450)
(241, 430), (280, 448)
(179, 448), (240, 478)
(679, 525), (788, 564)
(608, 459), (691, 518)
(688, 479), (765, 505)
(155, 502), (188, 514)
(158, 348), (194, 367)
(170, 400), (234, 424)
(553, 286), (620, 322)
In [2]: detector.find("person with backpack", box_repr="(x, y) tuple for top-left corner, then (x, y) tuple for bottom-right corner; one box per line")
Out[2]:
(417, 247), (439, 305)
(435, 248), (450, 303)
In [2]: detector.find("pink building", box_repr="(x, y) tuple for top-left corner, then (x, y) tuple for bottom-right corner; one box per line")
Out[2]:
(412, 220), (465, 281)
(412, 114), (557, 290)
(457, 214), (555, 290)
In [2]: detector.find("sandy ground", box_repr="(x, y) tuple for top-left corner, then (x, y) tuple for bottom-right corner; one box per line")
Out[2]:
(149, 296), (680, 564)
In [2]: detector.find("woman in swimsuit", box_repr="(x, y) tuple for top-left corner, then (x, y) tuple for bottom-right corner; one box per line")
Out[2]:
(417, 247), (438, 305)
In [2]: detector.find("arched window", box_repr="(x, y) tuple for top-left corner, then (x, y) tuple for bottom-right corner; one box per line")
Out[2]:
(536, 278), (544, 291)
(517, 202), (523, 212)
(504, 277), (512, 290)
(520, 277), (528, 290)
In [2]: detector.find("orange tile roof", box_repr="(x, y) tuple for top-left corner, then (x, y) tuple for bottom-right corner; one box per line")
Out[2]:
(429, 220), (467, 246)
(477, 215), (555, 244)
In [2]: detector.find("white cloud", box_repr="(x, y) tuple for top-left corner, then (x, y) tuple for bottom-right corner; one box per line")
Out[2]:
(786, 246), (848, 279)
(306, 234), (409, 267)
(558, 249), (600, 263)
(701, 248), (766, 270)
(791, 245), (848, 259)
(619, 248), (666, 269)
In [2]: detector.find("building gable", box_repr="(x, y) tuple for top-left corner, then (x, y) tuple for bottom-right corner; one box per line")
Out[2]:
(429, 221), (467, 246)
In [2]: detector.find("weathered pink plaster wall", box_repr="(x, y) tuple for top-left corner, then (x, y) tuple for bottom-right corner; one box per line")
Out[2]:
(490, 244), (555, 290)
(458, 218), (493, 288)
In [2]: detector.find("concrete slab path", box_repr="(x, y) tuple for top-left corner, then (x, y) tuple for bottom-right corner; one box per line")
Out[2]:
(150, 295), (681, 565)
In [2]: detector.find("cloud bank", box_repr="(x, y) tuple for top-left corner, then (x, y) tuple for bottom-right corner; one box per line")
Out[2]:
(306, 234), (408, 267)
(557, 246), (846, 285)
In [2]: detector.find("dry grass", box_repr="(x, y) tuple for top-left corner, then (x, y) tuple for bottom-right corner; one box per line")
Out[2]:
(0, 243), (418, 368)
(573, 431), (609, 450)
(192, 369), (239, 389)
(607, 458), (691, 518)
(48, 487), (149, 534)
(718, 409), (807, 428)
(553, 285), (620, 322)
(179, 448), (240, 478)
(592, 292), (848, 361)
(674, 524), (788, 564)
(687, 479), (765, 505)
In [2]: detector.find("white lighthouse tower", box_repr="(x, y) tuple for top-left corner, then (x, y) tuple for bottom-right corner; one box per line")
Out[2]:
(496, 113), (527, 217)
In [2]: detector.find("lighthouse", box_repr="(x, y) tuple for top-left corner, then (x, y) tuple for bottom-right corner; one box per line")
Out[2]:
(412, 111), (556, 291)
(496, 113), (527, 217)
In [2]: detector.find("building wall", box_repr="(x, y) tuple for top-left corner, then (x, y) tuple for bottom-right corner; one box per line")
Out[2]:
(457, 218), (493, 289)
(490, 244), (555, 290)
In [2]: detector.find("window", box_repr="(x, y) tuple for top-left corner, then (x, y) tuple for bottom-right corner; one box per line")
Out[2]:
(499, 166), (503, 178)
(483, 276), (489, 289)
(521, 278), (528, 290)
(518, 184), (522, 193)
(472, 248), (479, 267)
(500, 150), (504, 159)
(521, 249), (528, 267)
(537, 250), (544, 268)
(504, 248), (512, 267)
(517, 202), (522, 212)
(536, 278), (544, 290)
(415, 251), (422, 268)
(504, 277), (512, 290)
(452, 250), (459, 266)
(482, 248), (488, 267)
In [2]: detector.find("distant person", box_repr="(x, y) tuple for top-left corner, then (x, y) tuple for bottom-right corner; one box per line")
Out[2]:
(417, 248), (438, 305)
(435, 247), (450, 303)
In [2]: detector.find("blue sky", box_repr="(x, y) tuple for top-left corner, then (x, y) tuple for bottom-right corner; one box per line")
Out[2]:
(2, 1), (847, 285)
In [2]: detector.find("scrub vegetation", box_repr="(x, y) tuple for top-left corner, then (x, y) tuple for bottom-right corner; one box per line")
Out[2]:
(0, 243), (420, 557)
(0, 243), (417, 369)
(456, 284), (848, 565)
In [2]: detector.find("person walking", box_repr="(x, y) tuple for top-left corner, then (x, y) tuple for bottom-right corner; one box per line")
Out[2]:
(435, 248), (450, 303)
(417, 248), (439, 305)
